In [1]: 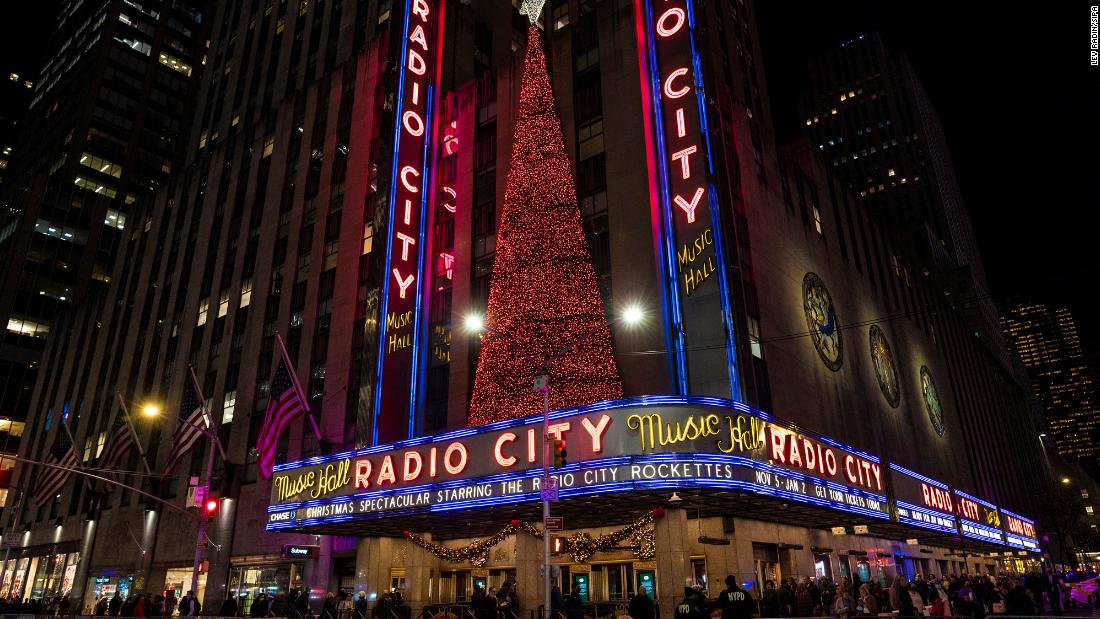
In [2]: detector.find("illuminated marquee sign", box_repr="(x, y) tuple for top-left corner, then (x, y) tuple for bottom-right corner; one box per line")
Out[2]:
(372, 0), (445, 444)
(889, 464), (958, 534)
(636, 0), (739, 397)
(954, 490), (1004, 544)
(266, 397), (890, 529)
(1001, 509), (1039, 550)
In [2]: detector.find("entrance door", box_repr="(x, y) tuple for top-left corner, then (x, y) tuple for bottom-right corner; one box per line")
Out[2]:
(635, 570), (655, 600)
(571, 573), (590, 602)
(752, 543), (780, 598)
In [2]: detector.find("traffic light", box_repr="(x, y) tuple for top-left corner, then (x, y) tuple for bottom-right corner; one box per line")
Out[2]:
(205, 498), (219, 515)
(552, 438), (567, 468)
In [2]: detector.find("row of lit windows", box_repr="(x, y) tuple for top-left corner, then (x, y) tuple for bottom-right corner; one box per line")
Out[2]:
(74, 176), (118, 198)
(80, 152), (123, 178)
(196, 279), (253, 326)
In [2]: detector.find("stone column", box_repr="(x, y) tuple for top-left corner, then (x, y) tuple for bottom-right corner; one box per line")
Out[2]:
(513, 530), (542, 617)
(654, 506), (691, 615)
(71, 519), (98, 611)
(304, 535), (334, 612)
(202, 497), (238, 610)
(404, 534), (434, 609)
(133, 509), (159, 594)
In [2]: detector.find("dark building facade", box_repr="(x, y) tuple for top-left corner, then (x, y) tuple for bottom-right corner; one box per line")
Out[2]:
(1001, 303), (1100, 463)
(0, 0), (1055, 612)
(0, 0), (209, 498)
(802, 33), (1000, 350)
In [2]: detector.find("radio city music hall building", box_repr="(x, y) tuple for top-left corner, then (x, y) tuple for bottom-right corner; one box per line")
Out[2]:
(0, 0), (1053, 613)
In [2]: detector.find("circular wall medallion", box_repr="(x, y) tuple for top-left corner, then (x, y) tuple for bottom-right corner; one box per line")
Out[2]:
(920, 365), (945, 436)
(869, 325), (900, 408)
(802, 272), (842, 371)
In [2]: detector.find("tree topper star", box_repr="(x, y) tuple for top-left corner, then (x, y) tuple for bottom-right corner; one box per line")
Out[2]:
(519, 0), (546, 24)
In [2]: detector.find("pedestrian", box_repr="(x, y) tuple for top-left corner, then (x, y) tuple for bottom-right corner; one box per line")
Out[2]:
(220, 594), (240, 617)
(338, 592), (355, 619)
(354, 592), (369, 619)
(795, 582), (813, 617)
(251, 593), (271, 618)
(761, 581), (780, 618)
(858, 583), (878, 616)
(271, 592), (289, 617)
(833, 588), (856, 619)
(179, 590), (202, 616)
(322, 592), (337, 619)
(628, 587), (653, 619)
(95, 596), (109, 616)
(108, 591), (123, 616)
(714, 575), (754, 619)
(674, 587), (705, 619)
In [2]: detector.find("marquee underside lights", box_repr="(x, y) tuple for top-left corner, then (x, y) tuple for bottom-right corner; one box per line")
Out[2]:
(373, 0), (445, 444)
(636, 0), (740, 398)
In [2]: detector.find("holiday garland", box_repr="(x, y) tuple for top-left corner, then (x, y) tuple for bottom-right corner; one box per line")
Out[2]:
(402, 507), (664, 567)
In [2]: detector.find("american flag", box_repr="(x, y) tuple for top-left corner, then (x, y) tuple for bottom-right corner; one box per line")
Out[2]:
(32, 427), (80, 504)
(256, 352), (309, 479)
(163, 371), (208, 475)
(100, 415), (136, 491)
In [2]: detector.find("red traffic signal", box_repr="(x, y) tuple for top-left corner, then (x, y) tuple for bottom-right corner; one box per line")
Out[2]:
(205, 498), (219, 514)
(552, 438), (567, 468)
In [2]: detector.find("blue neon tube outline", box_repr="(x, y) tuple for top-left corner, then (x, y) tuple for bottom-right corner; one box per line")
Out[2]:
(684, 0), (741, 399)
(889, 462), (949, 489)
(372, 0), (415, 446)
(641, 0), (688, 393)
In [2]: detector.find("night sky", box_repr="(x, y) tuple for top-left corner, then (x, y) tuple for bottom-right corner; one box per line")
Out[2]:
(2, 1), (1098, 355)
(756, 1), (1100, 359)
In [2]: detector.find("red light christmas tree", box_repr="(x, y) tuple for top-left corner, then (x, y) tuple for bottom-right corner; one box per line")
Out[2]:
(467, 24), (622, 426)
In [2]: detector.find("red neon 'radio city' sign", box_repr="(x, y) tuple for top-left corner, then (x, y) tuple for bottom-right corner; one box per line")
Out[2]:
(637, 0), (738, 396)
(764, 427), (883, 492)
(1005, 513), (1037, 539)
(373, 0), (444, 444)
(920, 483), (953, 513)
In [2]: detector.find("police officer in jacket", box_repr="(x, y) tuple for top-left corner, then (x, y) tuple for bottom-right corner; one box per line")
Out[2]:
(715, 576), (756, 619)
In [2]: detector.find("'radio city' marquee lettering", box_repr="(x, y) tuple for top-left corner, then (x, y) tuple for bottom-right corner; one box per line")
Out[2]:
(1004, 513), (1037, 539)
(921, 484), (953, 513)
(372, 0), (444, 444)
(765, 427), (882, 492)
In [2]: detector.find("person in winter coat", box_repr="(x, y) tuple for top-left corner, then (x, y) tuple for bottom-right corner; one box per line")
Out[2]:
(179, 591), (202, 616)
(134, 595), (147, 617)
(761, 581), (781, 618)
(108, 592), (123, 616)
(715, 575), (755, 619)
(629, 589), (654, 619)
(220, 595), (240, 617)
(888, 577), (914, 617)
(674, 587), (706, 619)
(858, 584), (879, 616)
(833, 588), (856, 619)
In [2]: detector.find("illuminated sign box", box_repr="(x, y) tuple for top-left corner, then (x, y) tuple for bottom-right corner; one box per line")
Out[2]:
(1001, 509), (1039, 550)
(266, 397), (890, 529)
(281, 544), (319, 558)
(889, 464), (958, 534)
(954, 489), (1004, 544)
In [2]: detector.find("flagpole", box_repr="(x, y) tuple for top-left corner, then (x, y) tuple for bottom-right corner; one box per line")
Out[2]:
(58, 412), (92, 492)
(115, 392), (154, 476)
(275, 332), (323, 442)
(188, 365), (217, 608)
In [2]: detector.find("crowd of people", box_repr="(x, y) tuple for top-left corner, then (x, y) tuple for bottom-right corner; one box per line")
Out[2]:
(665, 568), (1100, 618)
(1, 568), (1098, 618)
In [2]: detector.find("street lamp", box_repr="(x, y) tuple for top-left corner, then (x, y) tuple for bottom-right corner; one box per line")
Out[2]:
(463, 304), (645, 619)
(135, 396), (228, 603)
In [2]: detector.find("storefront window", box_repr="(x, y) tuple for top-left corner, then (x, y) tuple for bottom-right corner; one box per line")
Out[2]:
(0, 558), (16, 597)
(855, 561), (871, 584)
(228, 563), (300, 616)
(11, 558), (30, 601)
(164, 568), (206, 607)
(813, 554), (832, 580)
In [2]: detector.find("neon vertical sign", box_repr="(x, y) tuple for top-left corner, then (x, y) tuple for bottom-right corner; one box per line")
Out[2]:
(637, 0), (740, 398)
(373, 0), (444, 444)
